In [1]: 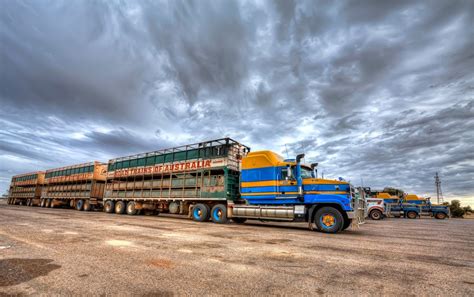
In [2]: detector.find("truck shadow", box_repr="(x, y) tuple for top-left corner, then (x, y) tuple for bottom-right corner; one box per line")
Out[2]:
(0, 258), (61, 287)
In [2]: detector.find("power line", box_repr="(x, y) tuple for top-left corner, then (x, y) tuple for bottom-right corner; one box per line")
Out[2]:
(435, 172), (443, 204)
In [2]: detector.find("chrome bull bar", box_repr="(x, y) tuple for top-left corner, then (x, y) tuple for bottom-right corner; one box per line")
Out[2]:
(350, 187), (367, 229)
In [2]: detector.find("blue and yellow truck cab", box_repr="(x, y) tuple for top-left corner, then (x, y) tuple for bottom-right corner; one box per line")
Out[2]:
(228, 151), (366, 233)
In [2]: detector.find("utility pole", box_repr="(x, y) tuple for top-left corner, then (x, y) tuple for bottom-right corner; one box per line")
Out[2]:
(435, 172), (443, 204)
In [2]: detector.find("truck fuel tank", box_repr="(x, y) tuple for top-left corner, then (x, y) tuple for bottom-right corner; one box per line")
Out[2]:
(231, 205), (306, 221)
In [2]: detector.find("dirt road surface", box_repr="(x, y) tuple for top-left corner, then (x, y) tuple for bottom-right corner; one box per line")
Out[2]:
(1, 202), (473, 296)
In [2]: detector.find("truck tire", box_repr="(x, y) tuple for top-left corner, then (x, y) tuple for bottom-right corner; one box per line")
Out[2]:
(342, 219), (351, 230)
(192, 203), (210, 222)
(104, 200), (115, 213)
(83, 200), (91, 211)
(406, 211), (417, 219)
(211, 204), (228, 224)
(115, 201), (126, 214)
(76, 199), (84, 211)
(169, 201), (180, 214)
(314, 207), (343, 233)
(126, 201), (138, 215)
(46, 199), (52, 208)
(370, 209), (383, 220)
(69, 200), (75, 209)
(435, 212), (447, 219)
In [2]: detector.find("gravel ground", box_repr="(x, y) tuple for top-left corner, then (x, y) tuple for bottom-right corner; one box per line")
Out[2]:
(0, 201), (473, 296)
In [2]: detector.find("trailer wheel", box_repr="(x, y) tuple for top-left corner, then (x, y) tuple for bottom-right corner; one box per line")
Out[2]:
(192, 203), (210, 222)
(169, 201), (180, 214)
(314, 207), (343, 233)
(231, 217), (247, 224)
(69, 200), (75, 209)
(115, 201), (126, 214)
(46, 199), (52, 208)
(435, 212), (447, 219)
(370, 209), (383, 220)
(211, 204), (228, 224)
(104, 200), (115, 213)
(126, 201), (138, 215)
(406, 211), (417, 219)
(83, 200), (91, 211)
(75, 199), (84, 211)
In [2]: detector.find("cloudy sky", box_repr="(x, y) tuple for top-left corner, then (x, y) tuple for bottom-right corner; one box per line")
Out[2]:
(1, 0), (473, 205)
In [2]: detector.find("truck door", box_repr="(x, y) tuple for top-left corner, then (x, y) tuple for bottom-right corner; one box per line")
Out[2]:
(278, 167), (298, 197)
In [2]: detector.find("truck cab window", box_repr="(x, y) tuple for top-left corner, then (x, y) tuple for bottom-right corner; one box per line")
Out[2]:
(300, 167), (313, 179)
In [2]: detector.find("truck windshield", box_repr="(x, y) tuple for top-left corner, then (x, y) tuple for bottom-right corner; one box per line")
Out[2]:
(301, 167), (313, 178)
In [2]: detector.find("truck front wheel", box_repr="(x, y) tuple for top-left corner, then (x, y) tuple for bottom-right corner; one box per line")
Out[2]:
(370, 209), (383, 220)
(406, 211), (417, 219)
(342, 219), (351, 230)
(314, 207), (343, 233)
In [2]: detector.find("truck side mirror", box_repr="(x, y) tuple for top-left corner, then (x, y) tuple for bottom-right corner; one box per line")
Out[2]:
(286, 165), (292, 179)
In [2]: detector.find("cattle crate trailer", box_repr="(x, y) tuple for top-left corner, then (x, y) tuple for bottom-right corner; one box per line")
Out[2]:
(7, 171), (45, 206)
(41, 161), (107, 210)
(103, 138), (249, 216)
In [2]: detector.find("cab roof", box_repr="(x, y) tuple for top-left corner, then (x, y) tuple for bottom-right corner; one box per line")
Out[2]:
(242, 150), (296, 169)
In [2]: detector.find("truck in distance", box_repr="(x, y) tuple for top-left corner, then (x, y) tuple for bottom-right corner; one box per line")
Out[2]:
(364, 188), (449, 220)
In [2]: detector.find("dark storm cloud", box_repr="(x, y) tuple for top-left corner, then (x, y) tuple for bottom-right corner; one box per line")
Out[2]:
(0, 0), (473, 205)
(143, 0), (254, 103)
(70, 128), (173, 157)
(0, 1), (152, 126)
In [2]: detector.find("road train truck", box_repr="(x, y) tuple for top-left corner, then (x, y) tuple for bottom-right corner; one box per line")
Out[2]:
(103, 138), (365, 233)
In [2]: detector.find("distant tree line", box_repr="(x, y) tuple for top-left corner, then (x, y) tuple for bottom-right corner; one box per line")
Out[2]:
(382, 187), (405, 198)
(443, 200), (473, 218)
